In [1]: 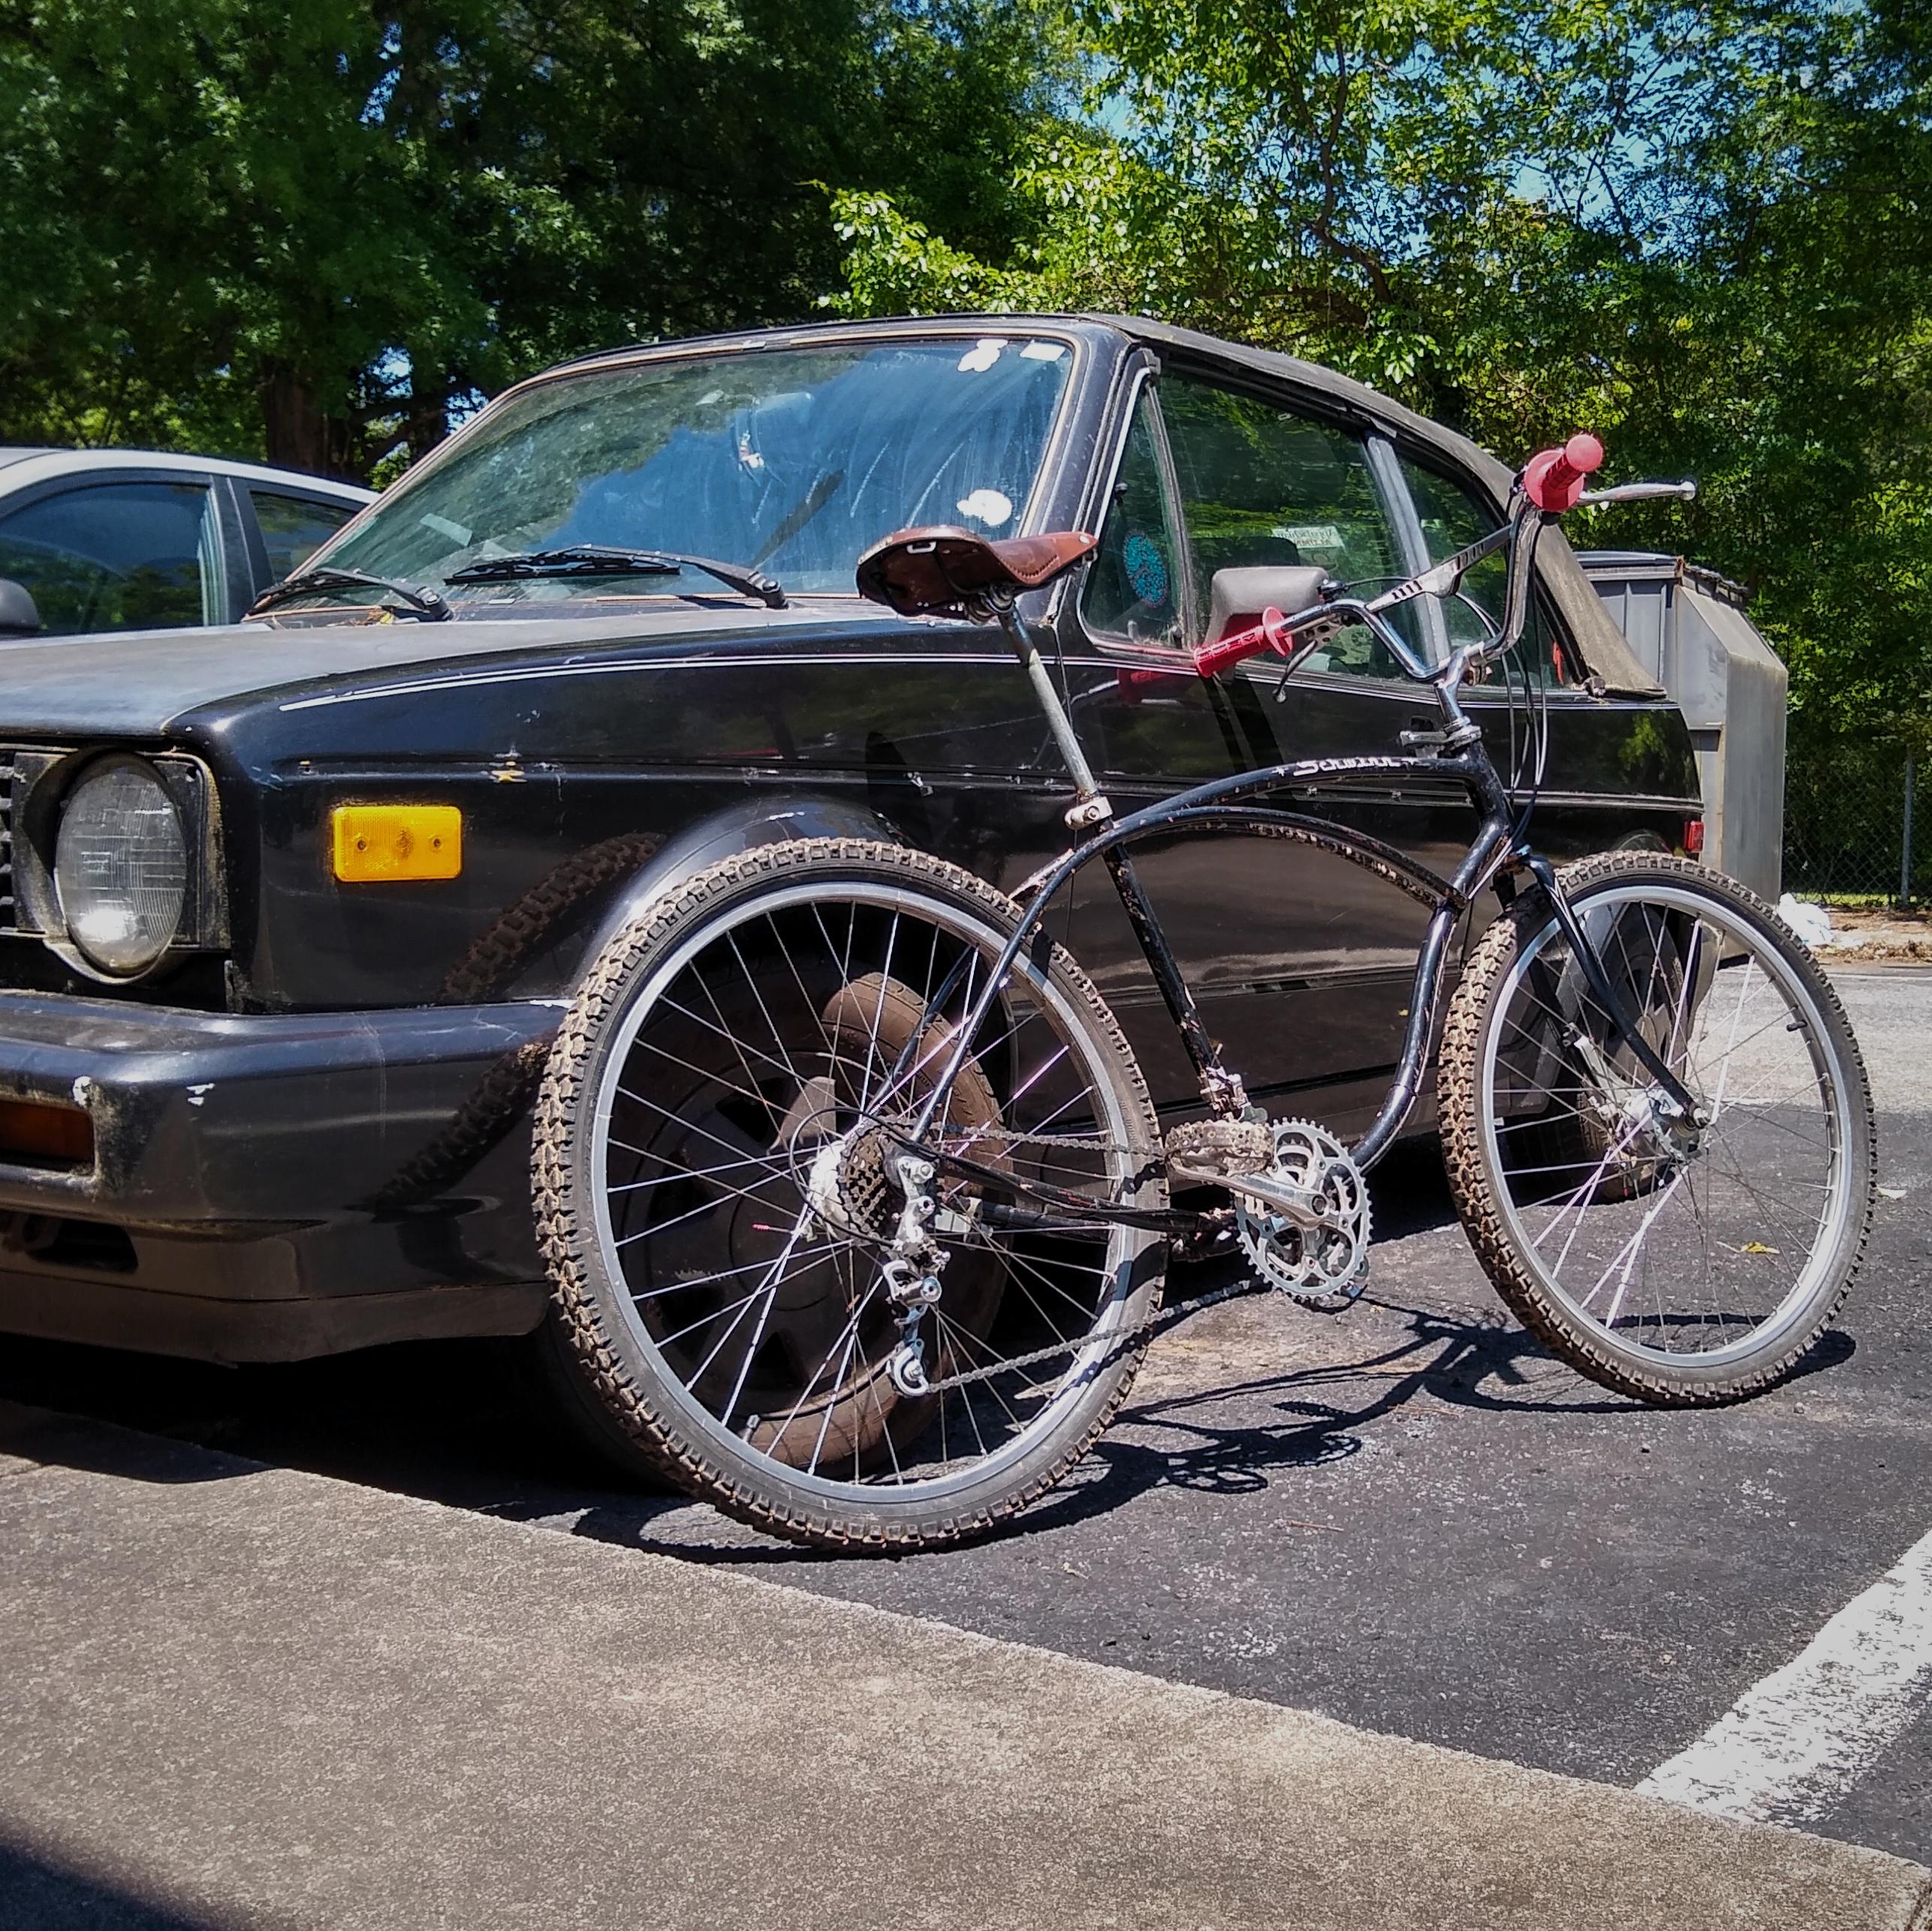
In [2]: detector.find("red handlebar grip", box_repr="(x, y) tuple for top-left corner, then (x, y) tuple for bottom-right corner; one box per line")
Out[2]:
(1191, 607), (1288, 678)
(1523, 432), (1605, 512)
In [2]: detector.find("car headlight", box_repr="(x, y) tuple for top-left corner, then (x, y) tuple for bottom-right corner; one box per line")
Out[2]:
(53, 756), (188, 975)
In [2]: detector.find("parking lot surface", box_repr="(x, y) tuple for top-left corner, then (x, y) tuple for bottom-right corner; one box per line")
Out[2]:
(4, 966), (1927, 1868)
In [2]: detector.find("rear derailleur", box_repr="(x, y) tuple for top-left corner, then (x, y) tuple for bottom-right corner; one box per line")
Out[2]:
(881, 1152), (948, 1396)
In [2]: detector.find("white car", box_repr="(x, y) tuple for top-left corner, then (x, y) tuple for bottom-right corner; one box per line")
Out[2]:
(0, 449), (373, 639)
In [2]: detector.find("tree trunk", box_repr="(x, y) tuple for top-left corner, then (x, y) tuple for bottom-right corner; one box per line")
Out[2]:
(259, 360), (363, 480)
(406, 362), (449, 465)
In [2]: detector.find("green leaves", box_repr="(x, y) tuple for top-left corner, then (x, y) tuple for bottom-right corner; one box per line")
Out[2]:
(1, 0), (1060, 474)
(6, 0), (1927, 743)
(827, 0), (1932, 742)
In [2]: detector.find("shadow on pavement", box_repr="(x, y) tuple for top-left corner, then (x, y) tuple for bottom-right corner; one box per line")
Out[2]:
(0, 1842), (238, 1931)
(0, 1127), (1858, 1554)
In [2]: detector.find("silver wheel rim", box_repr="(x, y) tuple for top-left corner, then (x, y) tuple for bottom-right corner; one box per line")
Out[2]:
(586, 876), (1149, 1505)
(1476, 881), (1856, 1371)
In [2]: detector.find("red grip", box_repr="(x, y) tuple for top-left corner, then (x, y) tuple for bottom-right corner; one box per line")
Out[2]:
(1523, 432), (1605, 512)
(1191, 607), (1288, 679)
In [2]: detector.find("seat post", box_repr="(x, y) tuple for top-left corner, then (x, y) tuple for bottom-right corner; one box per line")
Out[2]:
(993, 599), (1112, 832)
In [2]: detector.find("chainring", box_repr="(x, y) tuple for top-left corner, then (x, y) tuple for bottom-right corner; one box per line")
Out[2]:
(1234, 1117), (1371, 1311)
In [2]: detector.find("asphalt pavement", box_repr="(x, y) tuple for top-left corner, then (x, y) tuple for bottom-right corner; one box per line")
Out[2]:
(8, 1402), (1927, 1931)
(2, 966), (1927, 1913)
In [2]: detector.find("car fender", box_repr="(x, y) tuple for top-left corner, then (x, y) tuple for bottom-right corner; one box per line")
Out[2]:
(569, 793), (909, 992)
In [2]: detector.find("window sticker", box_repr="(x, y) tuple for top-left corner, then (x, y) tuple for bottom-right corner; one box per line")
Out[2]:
(957, 339), (1005, 374)
(1020, 341), (1066, 361)
(956, 487), (1014, 526)
(1123, 532), (1169, 604)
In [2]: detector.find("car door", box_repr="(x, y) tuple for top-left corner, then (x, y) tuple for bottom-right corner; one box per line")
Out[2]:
(1066, 372), (1414, 1119)
(1067, 366), (1470, 1125)
(1159, 370), (1457, 1111)
(0, 476), (225, 635)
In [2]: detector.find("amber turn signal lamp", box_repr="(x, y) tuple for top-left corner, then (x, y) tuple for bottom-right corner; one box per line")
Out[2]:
(331, 805), (463, 882)
(0, 1097), (95, 1168)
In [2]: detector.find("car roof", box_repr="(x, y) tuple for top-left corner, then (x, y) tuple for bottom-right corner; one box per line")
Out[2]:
(0, 447), (373, 501)
(544, 312), (1120, 378)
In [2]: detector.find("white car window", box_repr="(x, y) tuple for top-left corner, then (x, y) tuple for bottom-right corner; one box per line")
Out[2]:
(0, 480), (220, 634)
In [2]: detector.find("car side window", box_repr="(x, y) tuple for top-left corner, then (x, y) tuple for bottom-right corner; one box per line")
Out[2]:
(0, 481), (219, 635)
(1158, 374), (1415, 677)
(252, 490), (357, 582)
(1400, 455), (1572, 687)
(1082, 390), (1183, 646)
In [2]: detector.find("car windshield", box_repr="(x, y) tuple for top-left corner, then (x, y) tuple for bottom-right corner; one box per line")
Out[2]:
(311, 335), (1076, 604)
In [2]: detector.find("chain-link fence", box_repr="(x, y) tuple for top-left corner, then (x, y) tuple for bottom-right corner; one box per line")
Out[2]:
(1784, 737), (1925, 905)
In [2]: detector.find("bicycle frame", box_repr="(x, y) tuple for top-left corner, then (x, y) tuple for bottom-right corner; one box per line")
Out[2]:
(900, 505), (1704, 1231)
(905, 744), (1518, 1202)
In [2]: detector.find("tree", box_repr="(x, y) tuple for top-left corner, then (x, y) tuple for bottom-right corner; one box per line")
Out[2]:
(0, 1), (1062, 476)
(827, 0), (1932, 745)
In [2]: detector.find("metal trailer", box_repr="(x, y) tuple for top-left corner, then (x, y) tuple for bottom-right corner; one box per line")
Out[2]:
(1578, 550), (1788, 903)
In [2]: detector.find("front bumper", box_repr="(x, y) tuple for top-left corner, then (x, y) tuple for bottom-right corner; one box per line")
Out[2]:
(0, 991), (559, 1360)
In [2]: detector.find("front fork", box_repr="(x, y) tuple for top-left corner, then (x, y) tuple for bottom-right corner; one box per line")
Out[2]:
(1523, 854), (1705, 1129)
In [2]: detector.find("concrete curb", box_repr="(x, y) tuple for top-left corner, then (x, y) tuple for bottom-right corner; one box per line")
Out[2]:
(2, 1401), (1928, 1931)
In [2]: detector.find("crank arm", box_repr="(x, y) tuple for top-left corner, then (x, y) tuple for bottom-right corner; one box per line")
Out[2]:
(1172, 1158), (1349, 1235)
(1168, 1159), (1322, 1226)
(1217, 1171), (1328, 1227)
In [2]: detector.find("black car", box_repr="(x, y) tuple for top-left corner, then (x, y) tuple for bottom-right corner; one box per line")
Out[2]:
(0, 315), (1699, 1444)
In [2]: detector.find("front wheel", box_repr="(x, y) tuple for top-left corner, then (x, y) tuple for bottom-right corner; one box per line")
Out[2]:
(1441, 853), (1876, 1404)
(532, 838), (1165, 1550)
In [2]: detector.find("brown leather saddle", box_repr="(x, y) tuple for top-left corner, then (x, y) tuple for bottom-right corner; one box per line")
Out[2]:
(854, 525), (1098, 619)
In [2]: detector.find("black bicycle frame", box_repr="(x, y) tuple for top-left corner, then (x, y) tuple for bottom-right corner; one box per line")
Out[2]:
(901, 612), (1701, 1230)
(909, 749), (1516, 1178)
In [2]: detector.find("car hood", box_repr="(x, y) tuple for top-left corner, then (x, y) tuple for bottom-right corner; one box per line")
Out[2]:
(0, 601), (896, 738)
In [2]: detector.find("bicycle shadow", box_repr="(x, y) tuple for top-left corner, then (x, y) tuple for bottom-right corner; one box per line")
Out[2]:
(549, 1289), (1853, 1565)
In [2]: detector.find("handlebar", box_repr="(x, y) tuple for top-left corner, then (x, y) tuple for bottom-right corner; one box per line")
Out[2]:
(1577, 479), (1698, 506)
(1521, 432), (1603, 512)
(1189, 607), (1292, 679)
(1185, 435), (1695, 690)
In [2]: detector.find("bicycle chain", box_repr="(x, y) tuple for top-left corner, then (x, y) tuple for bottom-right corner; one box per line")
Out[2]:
(874, 1116), (1258, 1394)
(922, 1272), (1263, 1393)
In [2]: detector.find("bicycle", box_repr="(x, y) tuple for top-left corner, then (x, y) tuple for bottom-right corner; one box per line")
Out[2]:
(532, 434), (1876, 1550)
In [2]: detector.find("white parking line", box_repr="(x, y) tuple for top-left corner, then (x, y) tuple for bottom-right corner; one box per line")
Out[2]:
(1638, 1528), (1932, 1824)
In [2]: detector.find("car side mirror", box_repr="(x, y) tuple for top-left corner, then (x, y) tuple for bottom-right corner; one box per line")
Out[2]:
(0, 579), (41, 640)
(1205, 565), (1332, 643)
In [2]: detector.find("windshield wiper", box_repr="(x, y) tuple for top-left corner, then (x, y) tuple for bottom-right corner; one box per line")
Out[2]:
(445, 545), (788, 608)
(249, 566), (451, 622)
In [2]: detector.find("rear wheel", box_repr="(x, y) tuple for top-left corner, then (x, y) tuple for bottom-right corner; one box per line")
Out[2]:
(533, 838), (1165, 1550)
(1442, 853), (1875, 1403)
